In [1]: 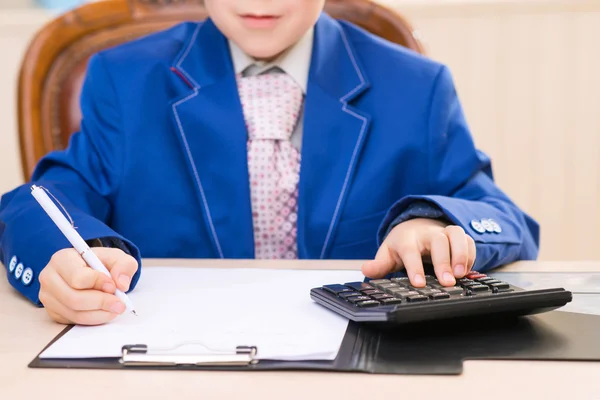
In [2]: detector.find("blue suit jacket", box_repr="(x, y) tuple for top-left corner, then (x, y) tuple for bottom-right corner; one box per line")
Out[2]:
(0, 14), (539, 305)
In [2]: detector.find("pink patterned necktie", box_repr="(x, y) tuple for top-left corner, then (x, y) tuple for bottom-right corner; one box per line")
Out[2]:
(237, 72), (303, 259)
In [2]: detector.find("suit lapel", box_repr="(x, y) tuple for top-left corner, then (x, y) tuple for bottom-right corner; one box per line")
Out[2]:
(299, 14), (372, 259)
(169, 21), (254, 258)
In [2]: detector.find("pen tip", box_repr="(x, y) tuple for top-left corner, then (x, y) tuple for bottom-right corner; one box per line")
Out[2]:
(132, 310), (138, 316)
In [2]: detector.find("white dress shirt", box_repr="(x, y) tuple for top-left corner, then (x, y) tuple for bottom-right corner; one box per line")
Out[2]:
(228, 28), (314, 150)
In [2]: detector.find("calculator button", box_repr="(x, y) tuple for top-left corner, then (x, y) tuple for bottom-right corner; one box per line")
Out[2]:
(431, 292), (451, 300)
(323, 284), (355, 295)
(459, 278), (474, 284)
(466, 271), (486, 278)
(339, 291), (361, 299)
(369, 279), (391, 285)
(476, 277), (495, 283)
(344, 282), (375, 291)
(376, 283), (400, 289)
(417, 288), (441, 296)
(387, 287), (411, 295)
(356, 300), (381, 307)
(372, 294), (394, 300)
(466, 273), (486, 280)
(489, 282), (511, 290)
(348, 296), (372, 303)
(482, 280), (502, 285)
(407, 295), (429, 302)
(361, 289), (384, 296)
(470, 284), (490, 292)
(380, 298), (403, 305)
(391, 277), (410, 284)
(441, 286), (464, 294)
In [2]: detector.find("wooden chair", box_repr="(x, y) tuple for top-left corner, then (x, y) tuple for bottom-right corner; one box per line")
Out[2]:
(17, 0), (425, 180)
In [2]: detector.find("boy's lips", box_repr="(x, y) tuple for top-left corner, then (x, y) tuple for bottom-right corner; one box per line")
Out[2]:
(239, 14), (281, 29)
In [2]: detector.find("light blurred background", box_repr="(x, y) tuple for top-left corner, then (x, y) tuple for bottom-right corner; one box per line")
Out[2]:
(0, 0), (599, 261)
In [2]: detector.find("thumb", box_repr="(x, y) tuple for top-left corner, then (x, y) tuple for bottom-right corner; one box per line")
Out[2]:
(362, 242), (402, 279)
(93, 247), (138, 292)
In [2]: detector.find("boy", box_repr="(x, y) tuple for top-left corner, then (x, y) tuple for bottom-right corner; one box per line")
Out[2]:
(0, 0), (539, 325)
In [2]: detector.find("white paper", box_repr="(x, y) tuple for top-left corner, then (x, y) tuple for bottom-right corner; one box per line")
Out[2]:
(488, 272), (600, 293)
(40, 267), (365, 361)
(489, 272), (600, 317)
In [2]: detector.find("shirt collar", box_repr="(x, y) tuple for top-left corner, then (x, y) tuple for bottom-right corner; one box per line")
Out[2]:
(228, 27), (314, 94)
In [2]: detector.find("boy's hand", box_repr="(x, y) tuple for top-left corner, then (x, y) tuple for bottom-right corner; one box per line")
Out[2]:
(362, 218), (476, 287)
(38, 247), (138, 326)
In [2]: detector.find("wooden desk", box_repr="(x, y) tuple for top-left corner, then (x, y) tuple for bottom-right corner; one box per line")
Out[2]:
(1, 260), (599, 399)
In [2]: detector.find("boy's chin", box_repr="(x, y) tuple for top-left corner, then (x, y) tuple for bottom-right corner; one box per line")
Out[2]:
(237, 42), (291, 61)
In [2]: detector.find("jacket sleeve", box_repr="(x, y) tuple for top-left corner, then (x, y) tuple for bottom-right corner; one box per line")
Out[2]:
(0, 53), (142, 306)
(378, 65), (539, 272)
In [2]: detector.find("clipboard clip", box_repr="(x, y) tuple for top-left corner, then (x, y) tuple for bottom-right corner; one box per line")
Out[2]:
(119, 344), (258, 367)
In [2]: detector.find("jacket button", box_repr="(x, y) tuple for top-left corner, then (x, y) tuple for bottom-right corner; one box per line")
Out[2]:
(22, 268), (34, 286)
(470, 219), (485, 234)
(14, 263), (24, 280)
(9, 256), (18, 273)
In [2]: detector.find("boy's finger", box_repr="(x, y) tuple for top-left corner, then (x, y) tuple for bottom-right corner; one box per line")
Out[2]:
(398, 246), (426, 287)
(466, 236), (477, 271)
(430, 232), (455, 286)
(50, 273), (125, 313)
(56, 258), (114, 292)
(445, 226), (468, 278)
(41, 293), (118, 326)
(362, 243), (401, 278)
(93, 248), (138, 292)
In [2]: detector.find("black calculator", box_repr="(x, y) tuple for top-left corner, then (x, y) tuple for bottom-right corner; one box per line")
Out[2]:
(310, 271), (573, 324)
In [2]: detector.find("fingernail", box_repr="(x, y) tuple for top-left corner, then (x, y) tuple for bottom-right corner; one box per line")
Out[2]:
(413, 274), (425, 286)
(443, 272), (455, 284)
(454, 265), (465, 277)
(118, 275), (131, 291)
(102, 282), (115, 293)
(110, 302), (125, 314)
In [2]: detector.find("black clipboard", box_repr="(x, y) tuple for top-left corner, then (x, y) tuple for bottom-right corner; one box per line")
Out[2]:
(29, 310), (600, 375)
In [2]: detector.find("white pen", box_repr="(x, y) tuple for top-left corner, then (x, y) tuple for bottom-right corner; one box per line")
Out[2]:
(30, 185), (137, 316)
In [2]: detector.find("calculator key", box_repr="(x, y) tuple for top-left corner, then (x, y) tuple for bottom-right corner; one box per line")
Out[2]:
(459, 278), (473, 284)
(369, 279), (390, 285)
(387, 287), (411, 295)
(425, 275), (437, 282)
(323, 284), (355, 295)
(372, 294), (394, 300)
(466, 273), (486, 280)
(344, 282), (375, 291)
(470, 284), (490, 292)
(407, 295), (429, 302)
(394, 290), (420, 299)
(460, 282), (478, 288)
(431, 292), (451, 300)
(361, 289), (384, 296)
(376, 283), (400, 289)
(482, 280), (502, 285)
(391, 277), (410, 284)
(489, 282), (511, 290)
(380, 298), (403, 305)
(339, 291), (361, 299)
(441, 286), (464, 294)
(476, 277), (496, 283)
(348, 296), (372, 303)
(466, 271), (486, 278)
(356, 300), (381, 307)
(417, 288), (441, 296)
